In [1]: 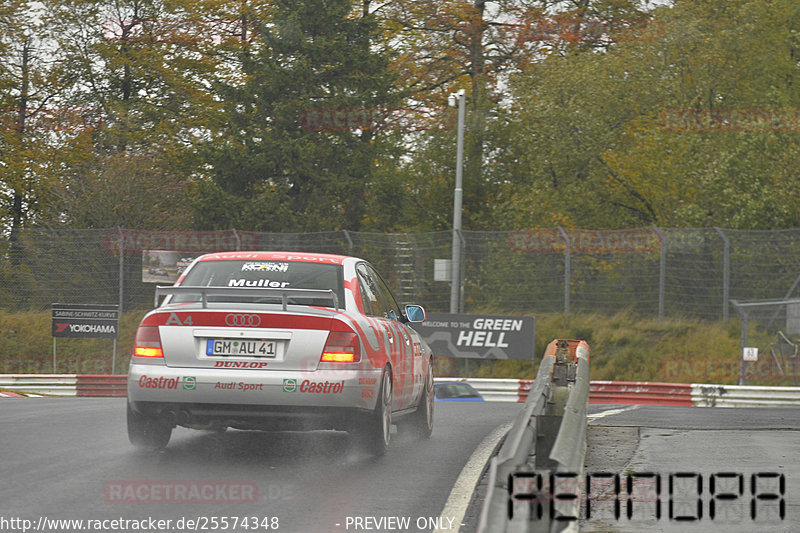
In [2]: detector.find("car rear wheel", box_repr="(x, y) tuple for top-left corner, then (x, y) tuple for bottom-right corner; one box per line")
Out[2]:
(408, 362), (434, 439)
(355, 367), (392, 456)
(127, 402), (173, 450)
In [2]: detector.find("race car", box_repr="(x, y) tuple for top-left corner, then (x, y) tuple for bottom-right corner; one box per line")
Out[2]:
(127, 251), (434, 455)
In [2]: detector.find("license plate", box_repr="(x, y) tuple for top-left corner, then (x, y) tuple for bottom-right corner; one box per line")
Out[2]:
(206, 339), (278, 357)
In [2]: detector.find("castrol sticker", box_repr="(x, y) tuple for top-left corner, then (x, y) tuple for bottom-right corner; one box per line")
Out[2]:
(299, 380), (344, 394)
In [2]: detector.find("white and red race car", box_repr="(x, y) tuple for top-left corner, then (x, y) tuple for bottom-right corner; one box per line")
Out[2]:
(127, 252), (434, 455)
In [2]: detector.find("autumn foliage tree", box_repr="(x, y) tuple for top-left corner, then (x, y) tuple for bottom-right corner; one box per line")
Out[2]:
(192, 0), (405, 231)
(497, 0), (800, 229)
(1, 0), (799, 238)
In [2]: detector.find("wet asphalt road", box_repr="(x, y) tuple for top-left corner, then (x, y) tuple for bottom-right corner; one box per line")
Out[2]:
(581, 405), (800, 532)
(0, 398), (520, 533)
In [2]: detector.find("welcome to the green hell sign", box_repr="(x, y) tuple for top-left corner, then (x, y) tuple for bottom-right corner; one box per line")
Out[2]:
(414, 313), (535, 360)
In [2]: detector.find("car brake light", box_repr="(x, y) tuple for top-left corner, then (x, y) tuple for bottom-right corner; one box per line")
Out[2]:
(134, 326), (164, 358)
(321, 331), (361, 363)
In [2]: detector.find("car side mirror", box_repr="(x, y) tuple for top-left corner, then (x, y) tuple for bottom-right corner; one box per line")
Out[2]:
(404, 305), (426, 323)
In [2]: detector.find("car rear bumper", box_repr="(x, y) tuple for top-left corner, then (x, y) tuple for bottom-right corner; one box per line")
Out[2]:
(128, 400), (369, 431)
(128, 364), (383, 415)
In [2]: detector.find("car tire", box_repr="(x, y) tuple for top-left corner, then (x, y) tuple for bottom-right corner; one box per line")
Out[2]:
(127, 402), (173, 450)
(408, 362), (434, 439)
(356, 367), (392, 456)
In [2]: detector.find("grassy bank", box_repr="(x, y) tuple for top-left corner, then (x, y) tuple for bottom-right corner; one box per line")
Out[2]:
(459, 312), (789, 386)
(0, 310), (794, 386)
(0, 309), (148, 375)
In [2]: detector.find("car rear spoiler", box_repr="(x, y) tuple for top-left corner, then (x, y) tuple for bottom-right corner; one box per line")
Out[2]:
(154, 286), (340, 311)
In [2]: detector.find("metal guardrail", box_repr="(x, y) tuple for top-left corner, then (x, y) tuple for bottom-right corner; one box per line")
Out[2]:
(589, 381), (693, 406)
(691, 384), (800, 407)
(477, 339), (591, 533)
(433, 378), (532, 402)
(75, 374), (128, 397)
(3, 375), (799, 407)
(0, 375), (126, 397)
(0, 375), (79, 396)
(435, 378), (800, 407)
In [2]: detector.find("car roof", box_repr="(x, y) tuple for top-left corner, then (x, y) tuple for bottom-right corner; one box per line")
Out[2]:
(195, 251), (353, 265)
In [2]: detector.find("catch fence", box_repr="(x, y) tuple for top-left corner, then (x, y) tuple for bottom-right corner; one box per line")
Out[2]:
(1, 227), (800, 323)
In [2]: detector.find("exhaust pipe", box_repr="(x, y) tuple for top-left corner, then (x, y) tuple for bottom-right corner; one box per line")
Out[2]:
(166, 409), (191, 426)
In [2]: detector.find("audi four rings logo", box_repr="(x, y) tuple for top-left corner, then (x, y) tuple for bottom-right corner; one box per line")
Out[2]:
(225, 314), (261, 327)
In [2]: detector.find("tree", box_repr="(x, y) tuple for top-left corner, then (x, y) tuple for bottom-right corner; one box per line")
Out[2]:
(194, 0), (405, 232)
(52, 0), (223, 152)
(496, 0), (800, 229)
(381, 0), (651, 231)
(52, 151), (192, 228)
(38, 0), (232, 228)
(0, 1), (87, 249)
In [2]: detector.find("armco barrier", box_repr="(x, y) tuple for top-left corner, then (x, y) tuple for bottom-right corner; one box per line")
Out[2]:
(76, 375), (127, 397)
(3, 375), (798, 407)
(589, 380), (693, 406)
(691, 384), (800, 407)
(436, 378), (530, 402)
(0, 374), (126, 397)
(0, 374), (78, 396)
(477, 339), (591, 533)
(436, 378), (800, 407)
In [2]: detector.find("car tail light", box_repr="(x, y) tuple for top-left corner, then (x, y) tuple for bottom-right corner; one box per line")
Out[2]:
(134, 326), (164, 358)
(321, 331), (361, 363)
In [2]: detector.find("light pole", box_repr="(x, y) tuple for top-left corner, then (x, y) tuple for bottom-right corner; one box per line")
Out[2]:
(448, 89), (466, 314)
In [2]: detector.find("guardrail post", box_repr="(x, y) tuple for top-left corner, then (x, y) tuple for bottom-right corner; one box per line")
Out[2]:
(538, 340), (575, 468)
(478, 339), (590, 533)
(552, 339), (575, 386)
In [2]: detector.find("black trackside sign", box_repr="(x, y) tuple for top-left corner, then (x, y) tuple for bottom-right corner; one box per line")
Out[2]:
(51, 303), (119, 339)
(413, 313), (535, 360)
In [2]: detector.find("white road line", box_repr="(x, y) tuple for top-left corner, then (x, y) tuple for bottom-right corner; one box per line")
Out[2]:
(436, 422), (512, 533)
(587, 404), (639, 421)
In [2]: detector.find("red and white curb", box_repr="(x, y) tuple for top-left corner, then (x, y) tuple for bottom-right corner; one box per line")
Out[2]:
(0, 391), (43, 398)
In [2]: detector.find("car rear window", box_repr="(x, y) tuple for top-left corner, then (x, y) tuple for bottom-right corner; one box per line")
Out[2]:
(172, 260), (344, 308)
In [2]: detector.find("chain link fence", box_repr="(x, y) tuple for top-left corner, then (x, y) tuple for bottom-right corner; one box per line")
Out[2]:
(2, 227), (800, 322)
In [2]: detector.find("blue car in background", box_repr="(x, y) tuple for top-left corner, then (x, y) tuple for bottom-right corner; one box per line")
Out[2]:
(433, 382), (484, 402)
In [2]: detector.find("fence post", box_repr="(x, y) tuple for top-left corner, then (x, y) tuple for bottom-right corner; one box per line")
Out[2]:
(232, 228), (241, 250)
(558, 227), (571, 313)
(117, 227), (124, 315)
(731, 300), (747, 385)
(714, 227), (730, 322)
(342, 230), (353, 255)
(652, 226), (666, 319)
